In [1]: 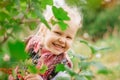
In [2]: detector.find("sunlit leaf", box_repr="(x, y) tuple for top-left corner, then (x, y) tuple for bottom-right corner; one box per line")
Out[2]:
(68, 50), (88, 61)
(41, 0), (53, 9)
(50, 19), (57, 25)
(91, 61), (112, 74)
(79, 39), (89, 45)
(80, 39), (110, 54)
(78, 61), (91, 70)
(57, 21), (68, 31)
(39, 64), (48, 74)
(75, 75), (87, 80)
(56, 76), (70, 80)
(52, 6), (70, 21)
(80, 40), (96, 54)
(97, 68), (112, 75)
(80, 70), (93, 77)
(91, 61), (106, 69)
(96, 47), (111, 51)
(65, 66), (76, 76)
(28, 64), (38, 74)
(55, 64), (65, 72)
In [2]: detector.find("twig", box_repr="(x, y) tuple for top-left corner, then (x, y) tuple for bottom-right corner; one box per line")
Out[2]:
(0, 29), (13, 45)
(20, 19), (40, 24)
(0, 34), (8, 45)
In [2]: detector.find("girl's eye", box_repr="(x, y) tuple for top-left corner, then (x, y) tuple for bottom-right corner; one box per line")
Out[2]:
(66, 36), (72, 39)
(54, 31), (61, 35)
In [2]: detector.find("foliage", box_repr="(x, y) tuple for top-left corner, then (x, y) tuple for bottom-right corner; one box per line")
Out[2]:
(0, 0), (54, 78)
(84, 3), (120, 40)
(0, 0), (53, 45)
(51, 6), (70, 30)
(0, 0), (112, 80)
(82, 4), (120, 40)
(0, 0), (53, 79)
(55, 40), (111, 80)
(66, 0), (120, 41)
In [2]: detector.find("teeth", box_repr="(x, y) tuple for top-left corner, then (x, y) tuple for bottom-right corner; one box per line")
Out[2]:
(55, 44), (62, 48)
(53, 43), (63, 48)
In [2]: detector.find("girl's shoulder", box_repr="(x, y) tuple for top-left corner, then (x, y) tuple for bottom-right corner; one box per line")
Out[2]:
(25, 35), (43, 53)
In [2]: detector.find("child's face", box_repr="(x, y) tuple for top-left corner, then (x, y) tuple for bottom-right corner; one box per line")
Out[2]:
(43, 24), (78, 55)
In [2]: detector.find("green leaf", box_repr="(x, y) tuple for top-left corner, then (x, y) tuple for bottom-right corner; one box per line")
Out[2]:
(28, 64), (38, 74)
(12, 68), (17, 79)
(80, 70), (93, 77)
(0, 10), (10, 21)
(8, 40), (28, 61)
(77, 55), (88, 61)
(39, 64), (48, 74)
(75, 75), (87, 80)
(55, 64), (65, 72)
(51, 19), (57, 25)
(52, 6), (70, 21)
(65, 66), (76, 76)
(79, 39), (89, 45)
(29, 22), (37, 30)
(89, 46), (96, 54)
(80, 40), (96, 54)
(0, 28), (6, 36)
(41, 0), (53, 9)
(91, 61), (112, 74)
(68, 50), (88, 61)
(96, 47), (111, 51)
(78, 61), (91, 70)
(56, 76), (70, 80)
(91, 61), (106, 69)
(97, 68), (112, 75)
(58, 21), (68, 31)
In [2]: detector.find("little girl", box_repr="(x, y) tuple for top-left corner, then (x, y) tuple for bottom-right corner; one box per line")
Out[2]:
(9, 3), (82, 80)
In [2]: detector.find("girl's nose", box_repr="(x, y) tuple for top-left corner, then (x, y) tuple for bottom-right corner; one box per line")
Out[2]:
(58, 37), (66, 44)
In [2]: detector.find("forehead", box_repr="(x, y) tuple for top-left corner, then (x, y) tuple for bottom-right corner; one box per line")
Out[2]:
(51, 24), (78, 36)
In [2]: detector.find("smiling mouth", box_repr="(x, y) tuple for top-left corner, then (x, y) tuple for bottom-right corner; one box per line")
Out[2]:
(52, 43), (65, 49)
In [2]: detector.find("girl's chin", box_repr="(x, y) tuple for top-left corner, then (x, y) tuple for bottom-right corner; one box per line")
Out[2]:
(51, 50), (63, 55)
(45, 46), (64, 55)
(50, 47), (66, 55)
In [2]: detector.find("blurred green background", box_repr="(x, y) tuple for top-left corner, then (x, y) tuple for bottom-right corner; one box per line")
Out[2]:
(0, 0), (120, 80)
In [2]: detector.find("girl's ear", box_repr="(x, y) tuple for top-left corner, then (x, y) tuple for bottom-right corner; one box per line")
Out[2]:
(36, 23), (48, 37)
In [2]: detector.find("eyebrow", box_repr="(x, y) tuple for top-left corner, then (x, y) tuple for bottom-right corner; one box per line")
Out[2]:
(52, 26), (75, 36)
